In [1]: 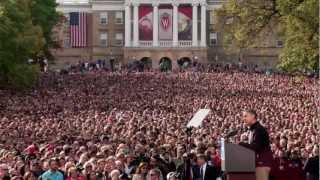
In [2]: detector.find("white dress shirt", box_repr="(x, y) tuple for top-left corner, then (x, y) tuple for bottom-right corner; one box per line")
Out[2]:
(201, 163), (207, 180)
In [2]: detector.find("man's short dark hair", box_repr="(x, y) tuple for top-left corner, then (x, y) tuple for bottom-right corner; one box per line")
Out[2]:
(244, 109), (257, 119)
(48, 158), (59, 166)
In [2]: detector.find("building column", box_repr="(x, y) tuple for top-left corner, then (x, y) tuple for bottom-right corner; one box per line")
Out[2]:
(192, 2), (198, 47)
(172, 2), (179, 47)
(133, 2), (139, 47)
(152, 2), (159, 47)
(200, 2), (207, 47)
(125, 2), (131, 47)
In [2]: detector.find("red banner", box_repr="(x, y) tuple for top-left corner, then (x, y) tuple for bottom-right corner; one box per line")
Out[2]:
(178, 6), (192, 40)
(139, 6), (153, 40)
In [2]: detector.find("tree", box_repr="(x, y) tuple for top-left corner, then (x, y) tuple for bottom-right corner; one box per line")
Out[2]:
(215, 0), (319, 72)
(30, 0), (60, 60)
(278, 0), (319, 72)
(0, 0), (44, 88)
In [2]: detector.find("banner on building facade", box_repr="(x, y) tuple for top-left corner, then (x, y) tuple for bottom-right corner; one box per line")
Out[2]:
(178, 6), (192, 40)
(159, 6), (173, 40)
(139, 6), (153, 41)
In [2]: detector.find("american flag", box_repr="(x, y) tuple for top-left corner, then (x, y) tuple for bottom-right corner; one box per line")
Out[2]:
(70, 12), (88, 47)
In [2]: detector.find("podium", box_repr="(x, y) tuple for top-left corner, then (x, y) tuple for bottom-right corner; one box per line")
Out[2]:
(220, 138), (256, 180)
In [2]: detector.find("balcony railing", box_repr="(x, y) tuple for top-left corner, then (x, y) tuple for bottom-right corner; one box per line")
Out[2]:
(179, 40), (193, 47)
(137, 41), (193, 48)
(159, 41), (172, 47)
(139, 41), (153, 47)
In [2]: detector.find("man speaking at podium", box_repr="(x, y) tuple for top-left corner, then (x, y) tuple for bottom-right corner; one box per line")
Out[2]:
(239, 109), (273, 180)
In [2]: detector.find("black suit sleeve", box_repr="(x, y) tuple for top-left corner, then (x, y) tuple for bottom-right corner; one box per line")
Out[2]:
(239, 127), (269, 153)
(304, 157), (319, 176)
(205, 165), (219, 180)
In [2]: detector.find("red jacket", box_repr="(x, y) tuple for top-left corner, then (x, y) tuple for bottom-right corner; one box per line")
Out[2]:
(67, 176), (85, 180)
(212, 155), (221, 170)
(272, 158), (290, 180)
(288, 159), (305, 180)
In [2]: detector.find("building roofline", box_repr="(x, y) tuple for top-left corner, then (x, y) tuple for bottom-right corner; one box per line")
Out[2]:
(57, 0), (225, 5)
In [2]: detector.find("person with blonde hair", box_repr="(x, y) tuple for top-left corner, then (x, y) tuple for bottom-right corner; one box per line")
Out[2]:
(132, 163), (148, 180)
(83, 162), (95, 180)
(64, 161), (75, 174)
(146, 169), (163, 180)
(104, 156), (116, 175)
(67, 167), (84, 180)
(110, 169), (120, 180)
(23, 171), (36, 180)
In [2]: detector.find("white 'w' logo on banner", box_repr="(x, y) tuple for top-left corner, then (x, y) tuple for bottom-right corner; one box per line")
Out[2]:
(160, 13), (171, 30)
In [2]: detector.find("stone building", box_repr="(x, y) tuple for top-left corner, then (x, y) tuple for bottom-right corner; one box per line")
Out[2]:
(52, 0), (283, 70)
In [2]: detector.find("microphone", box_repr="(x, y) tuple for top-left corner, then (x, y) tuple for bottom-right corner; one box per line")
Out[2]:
(225, 129), (239, 138)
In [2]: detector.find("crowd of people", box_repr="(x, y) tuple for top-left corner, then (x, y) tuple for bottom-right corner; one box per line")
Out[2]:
(0, 67), (318, 180)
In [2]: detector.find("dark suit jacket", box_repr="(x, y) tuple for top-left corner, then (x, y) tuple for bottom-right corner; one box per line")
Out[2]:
(204, 165), (219, 180)
(239, 121), (273, 167)
(193, 164), (219, 180)
(304, 156), (319, 180)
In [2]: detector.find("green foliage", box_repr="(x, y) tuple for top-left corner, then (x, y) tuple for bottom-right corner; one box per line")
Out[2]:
(216, 0), (319, 72)
(277, 0), (319, 72)
(30, 0), (60, 59)
(160, 59), (172, 72)
(0, 0), (48, 89)
(0, 61), (40, 89)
